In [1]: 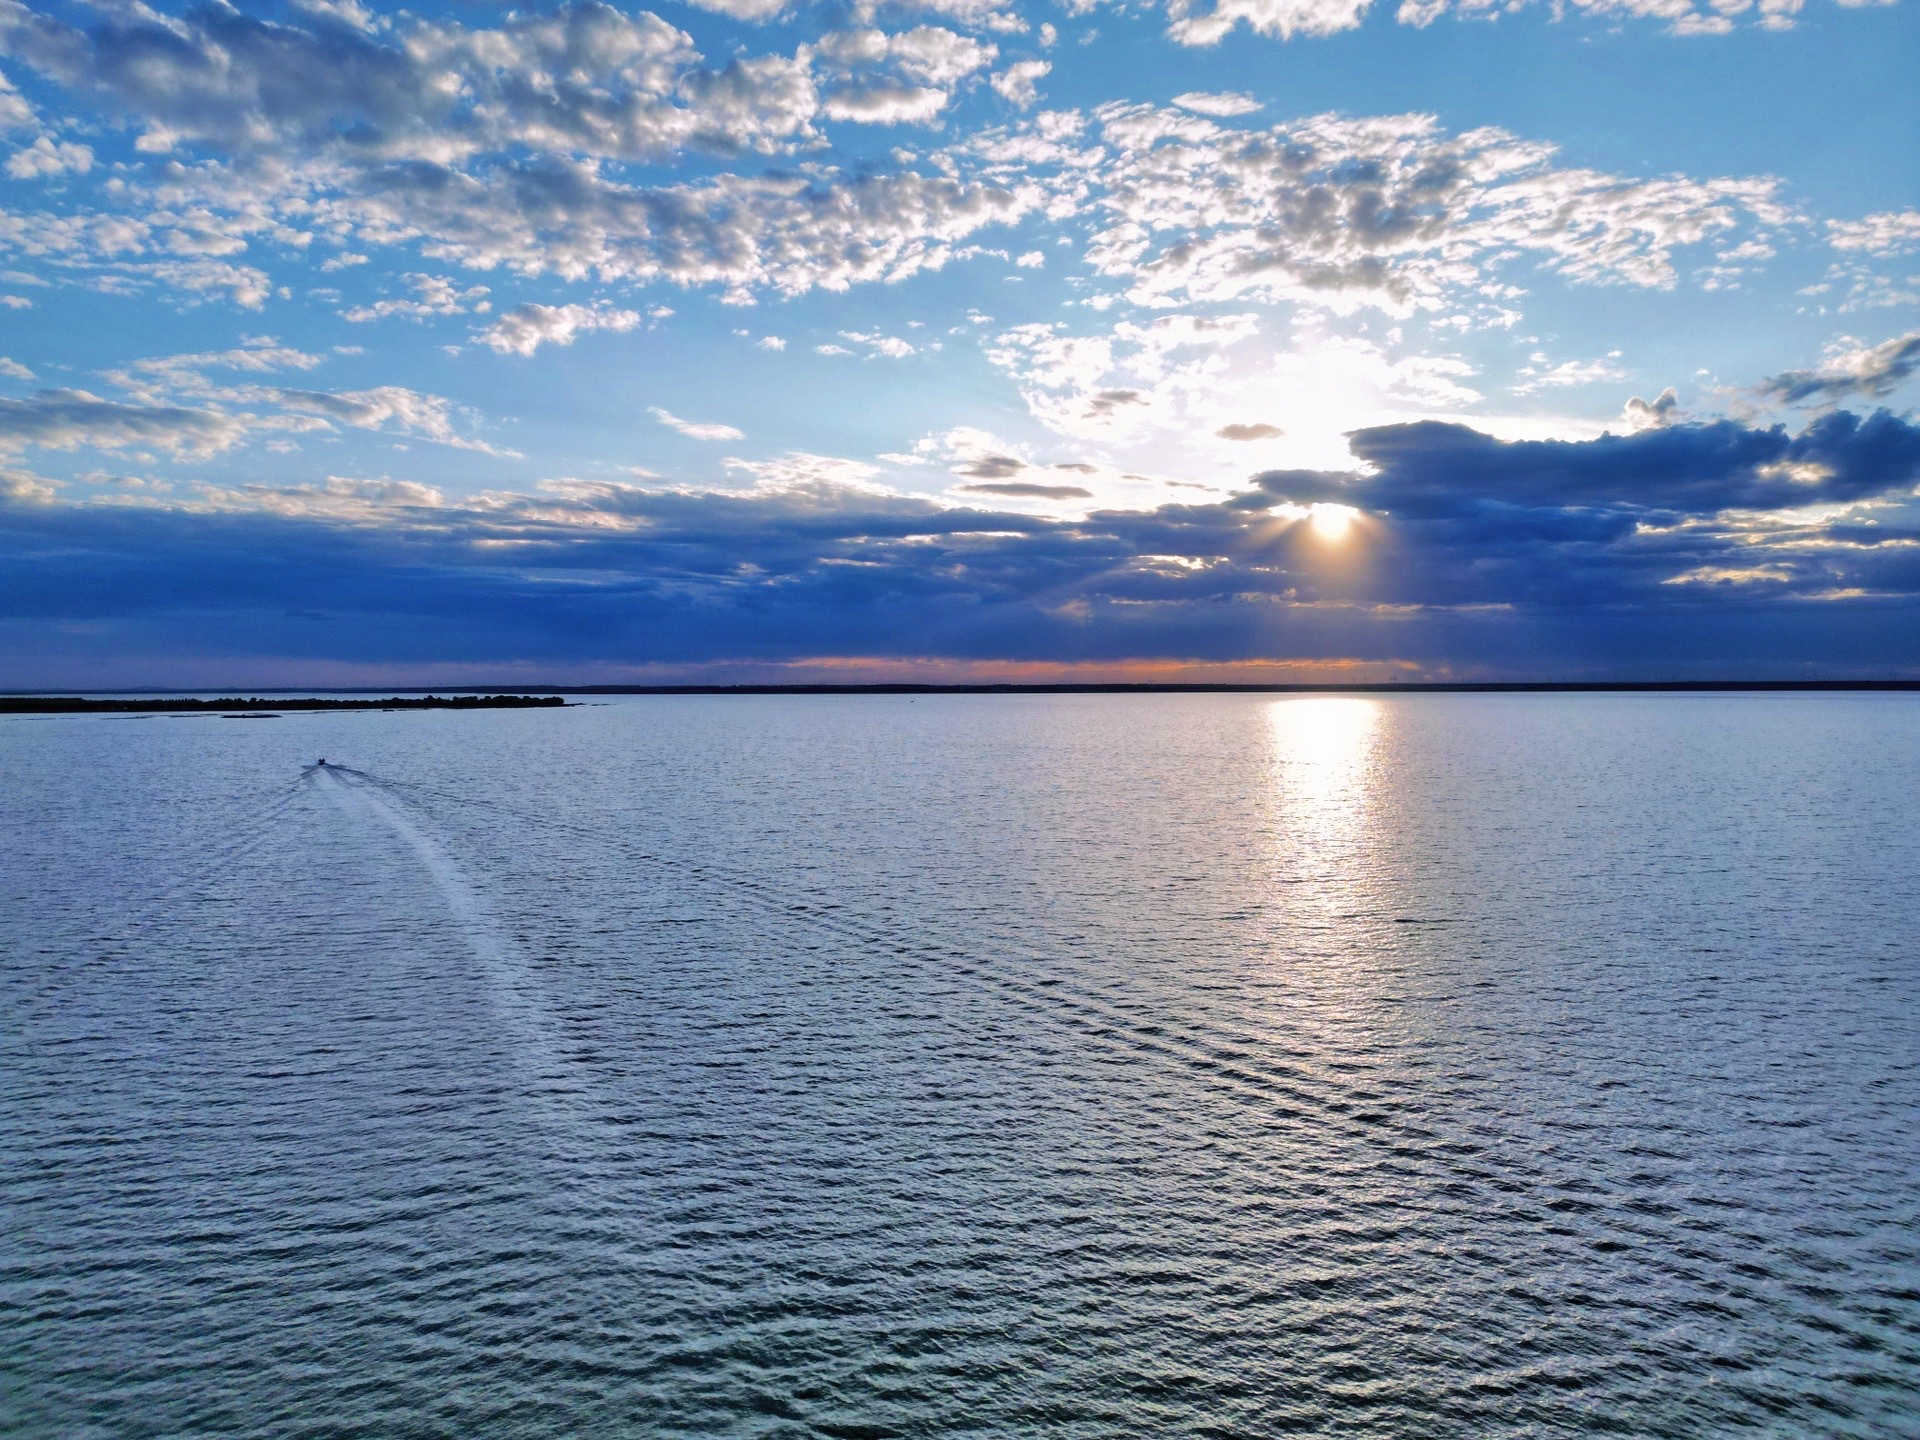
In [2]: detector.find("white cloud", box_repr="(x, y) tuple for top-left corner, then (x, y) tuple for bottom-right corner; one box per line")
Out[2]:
(1400, 0), (1847, 35)
(0, 69), (35, 131)
(1622, 388), (1680, 431)
(287, 166), (1039, 303)
(193, 475), (448, 522)
(681, 0), (797, 19)
(1, 465), (56, 502)
(1075, 105), (1785, 315)
(31, 341), (516, 458)
(270, 386), (518, 455)
(0, 356), (33, 380)
(149, 259), (276, 310)
(1171, 91), (1263, 117)
(7, 135), (92, 180)
(724, 451), (892, 493)
(822, 84), (952, 125)
(103, 340), (328, 404)
(812, 26), (998, 87)
(344, 274), (491, 324)
(986, 311), (1263, 438)
(863, 0), (1031, 34)
(0, 200), (278, 307)
(33, 0), (1778, 331)
(0, 1), (816, 166)
(833, 330), (919, 358)
(1811, 259), (1920, 314)
(1828, 211), (1920, 256)
(757, 335), (788, 350)
(1085, 0), (1873, 43)
(652, 407), (745, 441)
(804, 25), (986, 127)
(987, 311), (1486, 468)
(1513, 351), (1629, 394)
(991, 60), (1051, 107)
(1166, 0), (1370, 44)
(478, 303), (644, 356)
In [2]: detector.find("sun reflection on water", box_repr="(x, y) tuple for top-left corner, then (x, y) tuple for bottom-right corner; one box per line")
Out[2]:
(1263, 695), (1387, 938)
(1258, 697), (1403, 1056)
(1266, 697), (1381, 821)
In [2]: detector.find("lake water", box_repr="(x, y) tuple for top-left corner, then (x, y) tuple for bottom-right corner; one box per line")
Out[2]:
(4, 694), (1918, 1436)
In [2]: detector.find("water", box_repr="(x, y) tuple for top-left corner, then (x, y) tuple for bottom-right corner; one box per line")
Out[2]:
(4, 694), (1917, 1436)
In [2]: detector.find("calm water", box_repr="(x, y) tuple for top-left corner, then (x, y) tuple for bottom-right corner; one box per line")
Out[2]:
(4, 694), (1918, 1436)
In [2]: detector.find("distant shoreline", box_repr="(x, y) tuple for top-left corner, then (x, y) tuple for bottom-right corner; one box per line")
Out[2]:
(6, 682), (1918, 705)
(0, 695), (569, 714)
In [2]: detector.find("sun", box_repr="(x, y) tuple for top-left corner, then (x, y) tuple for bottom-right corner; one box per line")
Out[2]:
(1309, 504), (1356, 540)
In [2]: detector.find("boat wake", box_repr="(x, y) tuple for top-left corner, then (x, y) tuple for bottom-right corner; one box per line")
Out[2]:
(308, 764), (611, 1157)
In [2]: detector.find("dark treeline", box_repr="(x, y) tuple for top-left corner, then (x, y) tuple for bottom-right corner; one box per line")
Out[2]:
(1, 695), (568, 714)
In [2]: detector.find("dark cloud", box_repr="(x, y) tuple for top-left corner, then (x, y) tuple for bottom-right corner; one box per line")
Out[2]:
(1216, 422), (1283, 440)
(956, 481), (1093, 499)
(1756, 331), (1920, 406)
(0, 389), (243, 457)
(1083, 388), (1145, 417)
(5, 411), (1919, 681)
(954, 454), (1027, 479)
(1253, 411), (1920, 521)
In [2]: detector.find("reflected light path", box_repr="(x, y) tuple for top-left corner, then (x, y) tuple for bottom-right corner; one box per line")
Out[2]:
(1261, 697), (1390, 995)
(1255, 697), (1436, 1133)
(1265, 696), (1381, 825)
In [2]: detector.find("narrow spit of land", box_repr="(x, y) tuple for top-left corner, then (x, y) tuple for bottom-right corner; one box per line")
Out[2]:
(1, 695), (568, 714)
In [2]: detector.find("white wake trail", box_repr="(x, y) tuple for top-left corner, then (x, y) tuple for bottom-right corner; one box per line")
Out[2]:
(313, 767), (600, 1139)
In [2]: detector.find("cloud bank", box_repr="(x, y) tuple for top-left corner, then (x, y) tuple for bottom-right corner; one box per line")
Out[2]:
(5, 411), (1918, 683)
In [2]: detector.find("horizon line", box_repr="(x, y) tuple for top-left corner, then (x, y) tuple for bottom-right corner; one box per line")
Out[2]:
(11, 680), (1920, 698)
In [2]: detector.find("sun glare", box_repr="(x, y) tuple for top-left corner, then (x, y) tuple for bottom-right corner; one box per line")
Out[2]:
(1310, 504), (1356, 540)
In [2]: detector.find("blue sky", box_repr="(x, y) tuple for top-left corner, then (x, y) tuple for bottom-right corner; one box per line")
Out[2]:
(1, 0), (1917, 684)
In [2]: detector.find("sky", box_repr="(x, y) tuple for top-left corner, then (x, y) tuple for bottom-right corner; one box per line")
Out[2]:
(1, 0), (1917, 686)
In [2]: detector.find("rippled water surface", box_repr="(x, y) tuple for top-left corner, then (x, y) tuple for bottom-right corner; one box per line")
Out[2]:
(5, 694), (1919, 1436)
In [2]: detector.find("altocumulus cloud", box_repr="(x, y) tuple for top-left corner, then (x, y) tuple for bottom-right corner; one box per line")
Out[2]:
(1101, 0), (1876, 46)
(0, 0), (1042, 306)
(5, 411), (1919, 682)
(0, 390), (247, 458)
(479, 303), (645, 356)
(0, 3), (1803, 323)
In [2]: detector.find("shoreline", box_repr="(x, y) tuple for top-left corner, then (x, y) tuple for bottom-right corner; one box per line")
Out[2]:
(0, 695), (569, 714)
